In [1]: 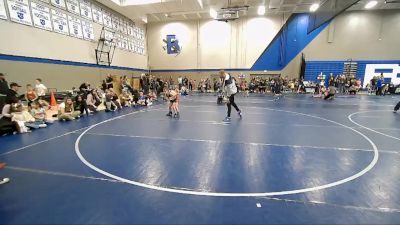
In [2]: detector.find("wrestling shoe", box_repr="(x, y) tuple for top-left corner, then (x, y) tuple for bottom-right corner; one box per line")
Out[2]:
(0, 178), (10, 185)
(223, 117), (231, 122)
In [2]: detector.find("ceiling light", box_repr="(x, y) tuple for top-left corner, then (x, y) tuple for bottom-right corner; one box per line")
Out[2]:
(123, 0), (161, 5)
(210, 8), (217, 19)
(310, 3), (319, 12)
(365, 1), (378, 9)
(257, 6), (266, 15)
(142, 17), (148, 23)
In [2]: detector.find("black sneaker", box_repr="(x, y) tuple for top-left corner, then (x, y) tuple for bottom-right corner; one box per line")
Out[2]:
(166, 112), (172, 117)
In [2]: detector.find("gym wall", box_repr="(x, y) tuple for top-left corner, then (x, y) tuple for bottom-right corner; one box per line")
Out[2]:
(0, 58), (144, 91)
(0, 0), (147, 91)
(147, 15), (286, 70)
(151, 9), (400, 82)
(300, 9), (400, 83)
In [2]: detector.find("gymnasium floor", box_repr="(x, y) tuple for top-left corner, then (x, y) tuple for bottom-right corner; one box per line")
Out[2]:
(1, 94), (400, 224)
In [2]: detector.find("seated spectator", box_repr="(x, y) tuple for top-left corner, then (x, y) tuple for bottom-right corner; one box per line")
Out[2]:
(181, 86), (188, 96)
(110, 89), (122, 109)
(58, 97), (80, 121)
(79, 82), (90, 95)
(86, 90), (99, 111)
(93, 88), (104, 107)
(75, 95), (90, 116)
(0, 97), (21, 135)
(137, 92), (147, 106)
(25, 84), (38, 107)
(119, 90), (134, 107)
(105, 89), (119, 111)
(148, 91), (157, 102)
(30, 101), (54, 124)
(11, 103), (47, 130)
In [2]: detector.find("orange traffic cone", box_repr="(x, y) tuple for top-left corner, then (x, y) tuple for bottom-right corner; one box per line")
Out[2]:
(50, 92), (57, 109)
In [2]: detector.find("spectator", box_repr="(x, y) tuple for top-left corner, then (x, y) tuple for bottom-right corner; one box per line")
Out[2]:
(0, 73), (8, 111)
(35, 78), (48, 98)
(75, 95), (90, 116)
(137, 91), (147, 106)
(106, 74), (113, 89)
(110, 89), (122, 109)
(376, 77), (383, 96)
(86, 90), (99, 112)
(79, 82), (90, 95)
(119, 90), (134, 107)
(58, 97), (80, 121)
(0, 97), (21, 135)
(25, 84), (38, 107)
(11, 103), (46, 130)
(7, 82), (21, 100)
(105, 89), (121, 111)
(101, 80), (107, 92)
(30, 101), (54, 124)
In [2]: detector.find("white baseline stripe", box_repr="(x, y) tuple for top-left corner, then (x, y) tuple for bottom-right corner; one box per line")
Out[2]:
(0, 126), (91, 156)
(0, 106), (165, 157)
(5, 166), (121, 183)
(285, 97), (395, 107)
(81, 132), (398, 155)
(256, 196), (400, 214)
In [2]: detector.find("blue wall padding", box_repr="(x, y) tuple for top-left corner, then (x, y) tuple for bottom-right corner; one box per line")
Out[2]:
(251, 13), (330, 71)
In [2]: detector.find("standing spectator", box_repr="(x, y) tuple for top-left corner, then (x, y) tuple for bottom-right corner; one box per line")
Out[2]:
(0, 73), (8, 111)
(0, 162), (10, 185)
(140, 74), (149, 94)
(35, 78), (48, 98)
(188, 79), (193, 92)
(183, 76), (188, 88)
(376, 76), (383, 96)
(101, 80), (107, 92)
(25, 84), (38, 107)
(177, 76), (183, 90)
(106, 74), (114, 89)
(7, 82), (21, 100)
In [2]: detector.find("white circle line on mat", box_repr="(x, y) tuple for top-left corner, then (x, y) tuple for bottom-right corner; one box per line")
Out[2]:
(75, 105), (379, 197)
(348, 110), (400, 141)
